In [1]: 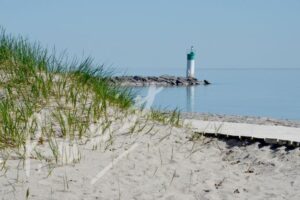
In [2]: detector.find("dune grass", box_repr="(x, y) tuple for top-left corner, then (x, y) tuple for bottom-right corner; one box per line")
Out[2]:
(0, 27), (183, 171)
(0, 27), (133, 150)
(148, 108), (182, 127)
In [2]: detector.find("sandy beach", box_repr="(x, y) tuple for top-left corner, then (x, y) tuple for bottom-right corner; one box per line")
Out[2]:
(0, 21), (300, 200)
(1, 115), (300, 200)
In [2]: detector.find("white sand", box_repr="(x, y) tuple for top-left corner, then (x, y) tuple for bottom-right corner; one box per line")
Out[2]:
(1, 120), (300, 200)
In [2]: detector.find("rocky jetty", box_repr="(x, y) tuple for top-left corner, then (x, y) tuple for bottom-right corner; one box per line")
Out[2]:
(109, 75), (211, 87)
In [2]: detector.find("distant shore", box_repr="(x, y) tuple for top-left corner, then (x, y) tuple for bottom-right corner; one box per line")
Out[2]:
(110, 75), (211, 87)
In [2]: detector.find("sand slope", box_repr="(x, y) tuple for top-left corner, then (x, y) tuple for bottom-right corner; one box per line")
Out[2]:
(1, 122), (300, 200)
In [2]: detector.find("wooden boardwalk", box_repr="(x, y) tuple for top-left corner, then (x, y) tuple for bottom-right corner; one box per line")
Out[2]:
(185, 119), (300, 146)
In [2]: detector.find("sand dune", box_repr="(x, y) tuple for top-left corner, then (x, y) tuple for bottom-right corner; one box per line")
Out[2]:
(1, 120), (300, 200)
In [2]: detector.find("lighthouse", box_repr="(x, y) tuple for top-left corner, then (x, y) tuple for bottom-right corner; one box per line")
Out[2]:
(186, 46), (195, 78)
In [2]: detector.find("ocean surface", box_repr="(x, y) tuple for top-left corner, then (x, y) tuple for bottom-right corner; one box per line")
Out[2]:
(116, 68), (300, 120)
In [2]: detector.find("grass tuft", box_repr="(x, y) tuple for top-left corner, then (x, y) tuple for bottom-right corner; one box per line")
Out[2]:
(148, 108), (182, 127)
(0, 27), (132, 149)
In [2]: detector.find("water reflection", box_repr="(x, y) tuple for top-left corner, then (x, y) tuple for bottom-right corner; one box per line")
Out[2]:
(186, 86), (195, 112)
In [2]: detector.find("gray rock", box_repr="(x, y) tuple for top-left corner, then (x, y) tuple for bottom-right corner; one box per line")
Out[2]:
(109, 75), (210, 87)
(204, 80), (211, 85)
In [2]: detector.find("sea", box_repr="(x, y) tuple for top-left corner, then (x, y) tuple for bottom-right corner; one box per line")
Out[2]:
(116, 68), (300, 120)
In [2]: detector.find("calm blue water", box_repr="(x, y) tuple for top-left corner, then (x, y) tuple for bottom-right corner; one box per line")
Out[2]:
(117, 68), (300, 120)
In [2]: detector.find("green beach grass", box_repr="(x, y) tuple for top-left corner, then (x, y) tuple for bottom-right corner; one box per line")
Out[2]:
(0, 27), (133, 150)
(0, 27), (181, 155)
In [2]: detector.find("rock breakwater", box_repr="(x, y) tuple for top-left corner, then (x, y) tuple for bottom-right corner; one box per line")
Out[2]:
(110, 75), (210, 87)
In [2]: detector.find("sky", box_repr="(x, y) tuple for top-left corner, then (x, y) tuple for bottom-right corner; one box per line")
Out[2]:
(1, 0), (300, 72)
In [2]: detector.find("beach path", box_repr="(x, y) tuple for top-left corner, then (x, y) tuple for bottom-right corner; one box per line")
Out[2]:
(186, 119), (300, 144)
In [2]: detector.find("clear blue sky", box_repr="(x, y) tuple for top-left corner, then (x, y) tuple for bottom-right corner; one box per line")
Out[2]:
(1, 0), (300, 70)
